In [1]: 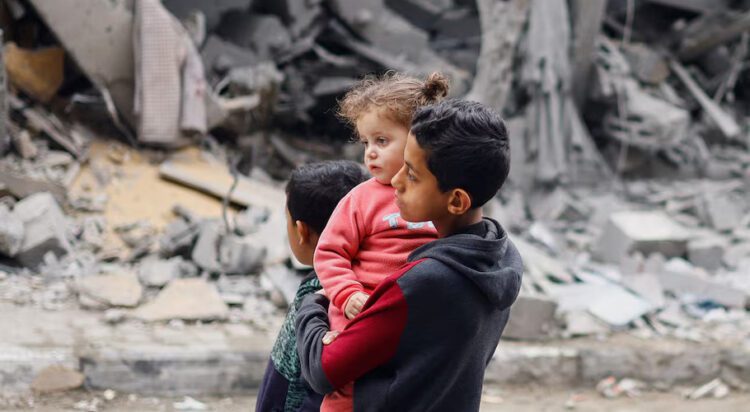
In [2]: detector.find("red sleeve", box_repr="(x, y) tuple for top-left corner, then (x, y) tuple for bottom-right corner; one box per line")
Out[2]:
(314, 191), (368, 310)
(319, 262), (417, 388)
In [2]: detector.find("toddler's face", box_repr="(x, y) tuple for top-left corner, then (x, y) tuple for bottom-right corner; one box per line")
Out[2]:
(356, 109), (409, 185)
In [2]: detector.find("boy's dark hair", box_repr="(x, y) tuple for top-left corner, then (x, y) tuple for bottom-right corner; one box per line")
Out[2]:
(286, 160), (368, 234)
(411, 99), (509, 209)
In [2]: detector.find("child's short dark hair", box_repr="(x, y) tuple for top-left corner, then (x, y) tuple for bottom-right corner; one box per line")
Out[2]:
(286, 160), (368, 234)
(411, 99), (509, 209)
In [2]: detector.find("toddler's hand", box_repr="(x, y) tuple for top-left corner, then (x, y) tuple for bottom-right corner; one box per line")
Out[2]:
(322, 331), (340, 345)
(344, 291), (369, 319)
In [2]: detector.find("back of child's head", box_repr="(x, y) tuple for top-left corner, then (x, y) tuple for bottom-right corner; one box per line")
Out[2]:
(286, 160), (368, 234)
(411, 99), (510, 209)
(338, 71), (450, 129)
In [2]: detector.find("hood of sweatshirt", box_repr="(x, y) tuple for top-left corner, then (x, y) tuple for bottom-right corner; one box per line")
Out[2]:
(408, 217), (523, 309)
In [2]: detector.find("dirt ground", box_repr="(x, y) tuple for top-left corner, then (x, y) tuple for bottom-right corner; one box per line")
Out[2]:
(5, 386), (750, 411)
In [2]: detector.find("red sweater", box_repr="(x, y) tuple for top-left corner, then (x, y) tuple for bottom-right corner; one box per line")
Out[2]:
(314, 178), (438, 331)
(314, 178), (437, 411)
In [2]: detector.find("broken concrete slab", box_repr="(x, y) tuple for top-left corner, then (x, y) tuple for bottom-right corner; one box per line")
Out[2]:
(724, 242), (750, 269)
(504, 294), (558, 340)
(216, 13), (292, 60)
(0, 203), (23, 257)
(200, 35), (258, 74)
(31, 365), (84, 394)
(594, 210), (690, 265)
(131, 278), (229, 322)
(29, 0), (136, 128)
(162, 0), (251, 33)
(699, 192), (746, 232)
(218, 233), (266, 274)
(688, 237), (729, 272)
(550, 282), (655, 328)
(13, 192), (71, 268)
(76, 272), (143, 308)
(138, 256), (196, 288)
(659, 259), (746, 308)
(622, 273), (666, 309)
(159, 157), (285, 212)
(4, 43), (64, 103)
(261, 264), (301, 307)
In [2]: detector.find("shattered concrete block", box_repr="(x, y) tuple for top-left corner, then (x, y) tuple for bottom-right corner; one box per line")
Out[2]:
(200, 35), (257, 74)
(688, 237), (729, 272)
(594, 210), (689, 265)
(131, 278), (229, 322)
(262, 264), (303, 307)
(138, 255), (197, 288)
(218, 233), (266, 274)
(76, 272), (143, 308)
(162, 0), (251, 33)
(700, 193), (746, 232)
(13, 192), (71, 268)
(191, 221), (223, 273)
(159, 218), (200, 256)
(621, 273), (666, 309)
(0, 203), (24, 257)
(31, 365), (84, 394)
(29, 0), (136, 127)
(504, 294), (558, 340)
(216, 12), (291, 60)
(724, 242), (750, 269)
(659, 259), (746, 308)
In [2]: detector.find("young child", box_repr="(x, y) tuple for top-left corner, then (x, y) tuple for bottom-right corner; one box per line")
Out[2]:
(256, 160), (368, 412)
(296, 99), (523, 411)
(313, 72), (449, 411)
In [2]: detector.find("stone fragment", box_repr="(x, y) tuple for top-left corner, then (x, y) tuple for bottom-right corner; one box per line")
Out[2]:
(594, 210), (689, 264)
(0, 203), (23, 257)
(659, 259), (746, 308)
(132, 278), (229, 322)
(504, 295), (558, 340)
(138, 255), (196, 287)
(699, 193), (746, 232)
(688, 237), (729, 272)
(77, 272), (143, 308)
(13, 192), (71, 268)
(31, 365), (84, 393)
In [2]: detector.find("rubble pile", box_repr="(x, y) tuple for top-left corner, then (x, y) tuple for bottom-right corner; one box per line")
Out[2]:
(0, 0), (749, 388)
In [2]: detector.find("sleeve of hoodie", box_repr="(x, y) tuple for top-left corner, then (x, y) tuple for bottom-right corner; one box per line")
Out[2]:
(313, 190), (368, 312)
(295, 272), (410, 394)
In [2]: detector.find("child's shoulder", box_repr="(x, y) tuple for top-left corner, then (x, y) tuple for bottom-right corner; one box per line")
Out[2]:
(343, 177), (388, 201)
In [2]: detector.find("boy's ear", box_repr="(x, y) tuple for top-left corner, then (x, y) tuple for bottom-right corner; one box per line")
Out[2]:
(294, 220), (311, 245)
(447, 189), (472, 215)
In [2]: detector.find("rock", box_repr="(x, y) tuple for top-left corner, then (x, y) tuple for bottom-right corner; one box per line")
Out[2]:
(218, 233), (266, 274)
(31, 365), (84, 393)
(131, 278), (229, 322)
(77, 272), (143, 308)
(688, 237), (729, 272)
(138, 255), (196, 287)
(594, 210), (690, 265)
(0, 203), (24, 257)
(216, 12), (291, 60)
(13, 192), (72, 268)
(699, 192), (746, 232)
(504, 294), (559, 340)
(724, 242), (750, 269)
(658, 259), (746, 308)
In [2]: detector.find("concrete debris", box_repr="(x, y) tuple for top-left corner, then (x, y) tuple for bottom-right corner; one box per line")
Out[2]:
(131, 278), (229, 322)
(31, 365), (85, 394)
(261, 264), (302, 307)
(13, 192), (72, 268)
(659, 258), (746, 308)
(0, 203), (24, 257)
(173, 396), (208, 411)
(504, 294), (559, 340)
(596, 376), (646, 398)
(594, 210), (690, 265)
(138, 255), (197, 287)
(687, 236), (729, 272)
(698, 191), (746, 232)
(76, 272), (143, 308)
(686, 378), (730, 400)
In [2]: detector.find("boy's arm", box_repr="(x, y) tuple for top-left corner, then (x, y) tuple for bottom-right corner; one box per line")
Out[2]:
(314, 192), (368, 311)
(295, 274), (410, 393)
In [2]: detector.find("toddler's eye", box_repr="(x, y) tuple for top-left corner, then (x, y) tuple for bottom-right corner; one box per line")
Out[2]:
(360, 139), (368, 147)
(376, 137), (388, 146)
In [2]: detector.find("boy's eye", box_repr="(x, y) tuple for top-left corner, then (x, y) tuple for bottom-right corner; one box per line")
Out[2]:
(407, 171), (416, 181)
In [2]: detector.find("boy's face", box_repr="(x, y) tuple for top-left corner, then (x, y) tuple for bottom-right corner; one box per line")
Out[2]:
(392, 133), (451, 223)
(356, 109), (410, 185)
